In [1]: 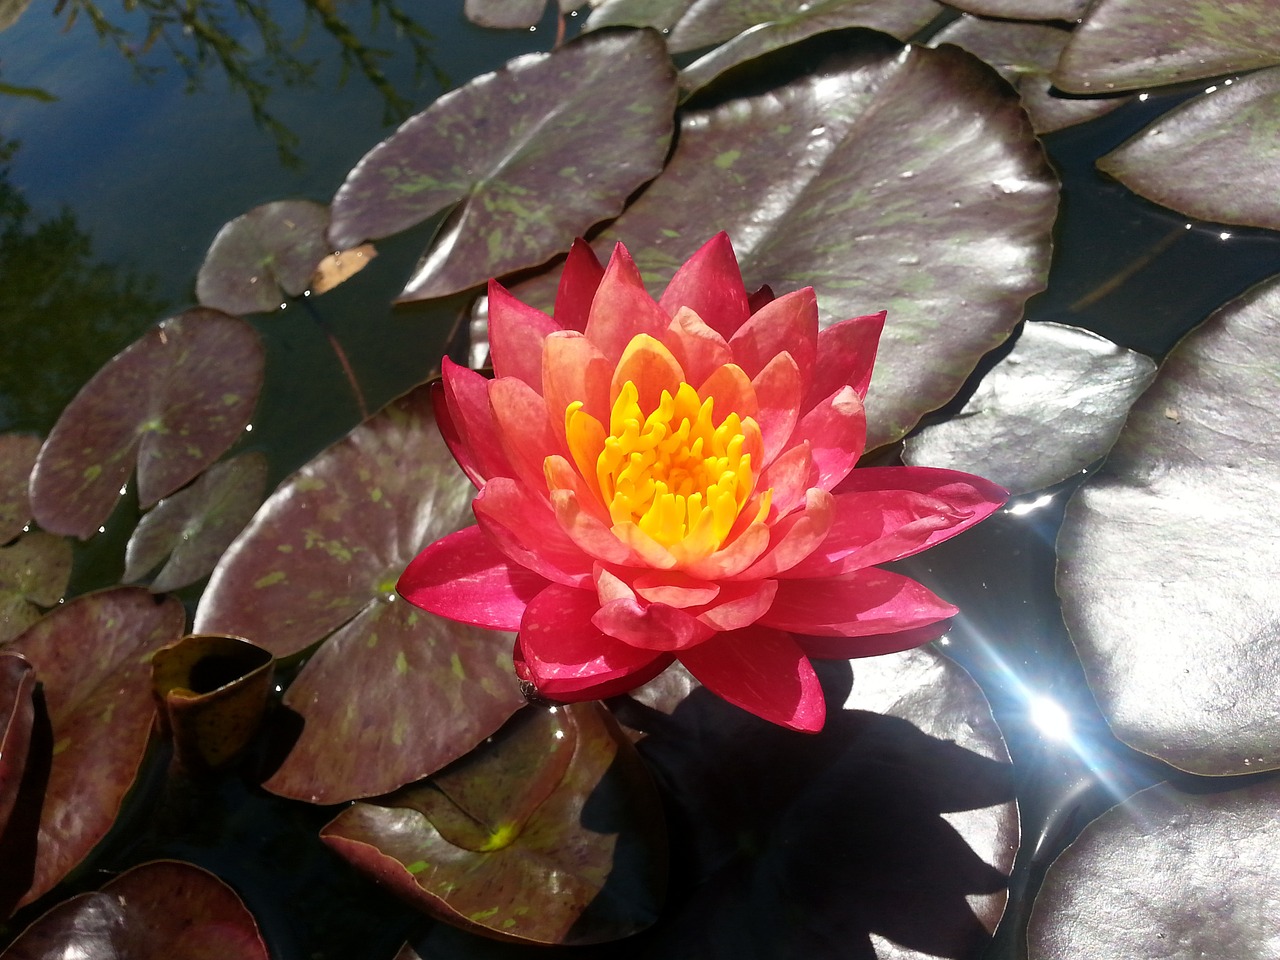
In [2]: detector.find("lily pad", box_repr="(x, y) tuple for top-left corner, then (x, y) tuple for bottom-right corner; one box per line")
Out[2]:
(125, 451), (269, 592)
(931, 16), (1131, 134)
(464, 0), (585, 29)
(1027, 777), (1280, 960)
(903, 322), (1157, 495)
(4, 588), (186, 908)
(0, 654), (35, 843)
(942, 0), (1087, 20)
(321, 702), (666, 945)
(329, 29), (676, 301)
(0, 532), (73, 646)
(195, 384), (524, 802)
(196, 200), (334, 316)
(1057, 274), (1280, 776)
(0, 434), (40, 544)
(1097, 67), (1280, 231)
(29, 310), (264, 538)
(0, 859), (269, 959)
(1054, 0), (1280, 94)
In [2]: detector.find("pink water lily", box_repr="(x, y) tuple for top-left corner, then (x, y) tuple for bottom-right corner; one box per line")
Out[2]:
(399, 234), (1005, 731)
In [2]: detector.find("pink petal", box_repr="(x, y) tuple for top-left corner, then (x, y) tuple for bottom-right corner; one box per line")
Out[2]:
(751, 351), (803, 464)
(473, 478), (592, 587)
(553, 238), (605, 332)
(760, 568), (957, 637)
(789, 386), (867, 491)
(796, 621), (951, 660)
(488, 377), (561, 494)
(807, 311), (886, 409)
(609, 334), (686, 413)
(728, 287), (817, 384)
(441, 358), (513, 483)
(732, 488), (834, 580)
(397, 525), (548, 630)
(747, 283), (775, 313)
(592, 597), (714, 651)
(542, 332), (612, 434)
(585, 243), (671, 363)
(694, 579), (778, 631)
(683, 521), (770, 579)
(544, 454), (609, 523)
(630, 570), (720, 608)
(487, 279), (560, 391)
(661, 306), (733, 386)
(657, 232), (750, 338)
(431, 378), (481, 488)
(550, 488), (655, 567)
(756, 442), (816, 519)
(678, 625), (825, 732)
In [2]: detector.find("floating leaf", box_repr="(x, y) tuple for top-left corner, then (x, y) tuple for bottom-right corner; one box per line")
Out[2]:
(585, 0), (692, 34)
(0, 654), (35, 843)
(0, 532), (72, 646)
(464, 0), (586, 29)
(943, 0), (1087, 20)
(1098, 67), (1280, 231)
(0, 860), (269, 959)
(125, 451), (269, 592)
(309, 243), (377, 296)
(1028, 777), (1280, 960)
(1054, 0), (1280, 94)
(29, 310), (264, 538)
(0, 434), (40, 544)
(4, 588), (185, 908)
(329, 29), (676, 301)
(322, 703), (666, 945)
(195, 384), (523, 801)
(904, 322), (1157, 495)
(196, 200), (334, 316)
(1058, 275), (1280, 775)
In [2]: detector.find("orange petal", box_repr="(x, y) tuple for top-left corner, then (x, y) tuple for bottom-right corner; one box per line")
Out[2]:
(751, 351), (803, 465)
(697, 362), (758, 423)
(609, 334), (686, 413)
(543, 331), (612, 431)
(631, 571), (721, 608)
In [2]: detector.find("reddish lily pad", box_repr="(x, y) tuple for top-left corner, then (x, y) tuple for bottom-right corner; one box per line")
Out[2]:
(125, 451), (269, 592)
(943, 0), (1087, 19)
(29, 310), (264, 538)
(1054, 0), (1280, 94)
(1097, 67), (1280, 232)
(4, 588), (186, 908)
(1028, 777), (1280, 960)
(0, 654), (35, 843)
(196, 200), (334, 316)
(904, 322), (1157, 495)
(1058, 274), (1280, 776)
(195, 384), (524, 801)
(329, 29), (677, 301)
(321, 702), (666, 945)
(0, 433), (40, 543)
(0, 859), (269, 960)
(0, 532), (73, 645)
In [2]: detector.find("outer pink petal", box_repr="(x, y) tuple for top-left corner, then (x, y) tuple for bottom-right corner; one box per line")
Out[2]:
(592, 597), (714, 651)
(732, 488), (834, 580)
(487, 279), (560, 391)
(488, 377), (561, 494)
(585, 243), (671, 362)
(473, 478), (592, 587)
(694, 579), (778, 631)
(397, 525), (548, 630)
(796, 621), (951, 660)
(553, 238), (605, 333)
(661, 306), (733, 387)
(442, 358), (513, 483)
(678, 625), (825, 732)
(760, 568), (957, 637)
(657, 232), (750, 338)
(431, 378), (481, 487)
(806, 311), (886, 409)
(728, 287), (817, 384)
(788, 385), (867, 491)
(751, 351), (803, 464)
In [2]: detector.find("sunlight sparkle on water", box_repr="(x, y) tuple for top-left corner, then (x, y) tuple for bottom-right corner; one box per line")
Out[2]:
(1008, 493), (1054, 516)
(1029, 695), (1073, 742)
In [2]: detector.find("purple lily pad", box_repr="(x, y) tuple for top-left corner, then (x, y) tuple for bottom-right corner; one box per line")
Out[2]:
(195, 384), (524, 802)
(321, 702), (667, 945)
(943, 0), (1087, 20)
(0, 859), (269, 959)
(585, 0), (692, 33)
(329, 29), (676, 301)
(0, 434), (40, 544)
(0, 654), (35, 846)
(3, 588), (186, 909)
(1098, 67), (1280, 231)
(196, 200), (334, 316)
(0, 532), (73, 646)
(1054, 0), (1280, 94)
(29, 310), (264, 538)
(1058, 274), (1280, 776)
(125, 451), (269, 592)
(464, 0), (586, 29)
(1028, 777), (1280, 960)
(904, 322), (1157, 495)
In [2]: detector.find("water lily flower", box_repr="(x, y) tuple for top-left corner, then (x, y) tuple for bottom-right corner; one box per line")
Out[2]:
(399, 234), (1005, 732)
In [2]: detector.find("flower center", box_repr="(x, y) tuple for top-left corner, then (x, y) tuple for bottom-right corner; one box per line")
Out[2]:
(565, 380), (761, 553)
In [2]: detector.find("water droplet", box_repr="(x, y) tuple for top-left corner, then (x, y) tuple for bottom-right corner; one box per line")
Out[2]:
(528, 25), (537, 31)
(810, 125), (826, 137)
(244, 423), (254, 432)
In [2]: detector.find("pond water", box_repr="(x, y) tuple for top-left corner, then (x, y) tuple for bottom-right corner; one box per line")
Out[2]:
(3, 3), (1280, 959)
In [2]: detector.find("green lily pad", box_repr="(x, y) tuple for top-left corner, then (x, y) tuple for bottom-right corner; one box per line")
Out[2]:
(0, 532), (73, 646)
(943, 0), (1087, 20)
(0, 654), (35, 846)
(931, 16), (1132, 134)
(0, 859), (269, 959)
(1054, 0), (1280, 94)
(3, 588), (185, 908)
(1027, 777), (1280, 960)
(328, 29), (676, 301)
(196, 200), (334, 316)
(1058, 274), (1280, 776)
(904, 322), (1157, 495)
(0, 434), (40, 544)
(195, 384), (524, 802)
(321, 702), (666, 945)
(28, 310), (264, 539)
(125, 451), (269, 593)
(1097, 67), (1280, 231)
(464, 0), (586, 29)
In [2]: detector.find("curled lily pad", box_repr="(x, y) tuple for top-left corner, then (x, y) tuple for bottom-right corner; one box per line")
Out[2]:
(195, 384), (523, 802)
(29, 310), (264, 538)
(943, 0), (1087, 19)
(196, 200), (334, 316)
(904, 322), (1157, 495)
(125, 451), (269, 592)
(1058, 275), (1280, 776)
(1028, 777), (1280, 960)
(321, 702), (666, 946)
(0, 654), (35, 843)
(1098, 67), (1280, 231)
(0, 434), (40, 543)
(0, 532), (73, 645)
(4, 588), (186, 908)
(0, 859), (269, 959)
(329, 29), (676, 301)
